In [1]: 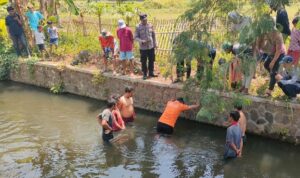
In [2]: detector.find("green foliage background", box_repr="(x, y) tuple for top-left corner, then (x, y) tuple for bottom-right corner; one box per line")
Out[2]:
(173, 0), (299, 121)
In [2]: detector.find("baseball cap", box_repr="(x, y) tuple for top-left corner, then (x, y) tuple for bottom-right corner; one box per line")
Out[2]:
(139, 13), (147, 20)
(280, 55), (293, 64)
(7, 6), (14, 12)
(101, 29), (109, 36)
(118, 19), (126, 29)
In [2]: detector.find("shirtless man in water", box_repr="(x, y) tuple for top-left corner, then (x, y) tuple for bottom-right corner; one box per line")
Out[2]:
(119, 86), (135, 123)
(235, 104), (247, 143)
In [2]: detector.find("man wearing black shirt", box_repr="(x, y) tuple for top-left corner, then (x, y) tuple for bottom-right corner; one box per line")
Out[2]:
(5, 6), (28, 56)
(269, 2), (291, 40)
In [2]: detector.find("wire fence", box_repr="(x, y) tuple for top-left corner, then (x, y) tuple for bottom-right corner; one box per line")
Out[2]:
(61, 17), (200, 57)
(61, 16), (229, 58)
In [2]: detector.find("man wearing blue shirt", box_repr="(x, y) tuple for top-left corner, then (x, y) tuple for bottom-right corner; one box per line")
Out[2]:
(5, 6), (28, 56)
(224, 111), (243, 159)
(26, 4), (44, 31)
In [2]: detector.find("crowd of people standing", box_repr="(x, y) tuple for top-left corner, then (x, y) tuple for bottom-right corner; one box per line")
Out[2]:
(5, 3), (300, 100)
(218, 2), (300, 101)
(99, 13), (158, 80)
(5, 5), (59, 58)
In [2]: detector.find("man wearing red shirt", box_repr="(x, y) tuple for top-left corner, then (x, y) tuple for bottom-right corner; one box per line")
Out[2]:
(99, 29), (116, 72)
(117, 19), (134, 75)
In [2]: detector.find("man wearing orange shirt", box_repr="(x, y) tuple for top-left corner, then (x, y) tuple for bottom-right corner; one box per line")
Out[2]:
(157, 98), (199, 134)
(99, 29), (116, 72)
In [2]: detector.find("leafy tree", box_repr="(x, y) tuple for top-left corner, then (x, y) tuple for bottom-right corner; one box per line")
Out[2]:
(90, 2), (110, 32)
(173, 0), (287, 120)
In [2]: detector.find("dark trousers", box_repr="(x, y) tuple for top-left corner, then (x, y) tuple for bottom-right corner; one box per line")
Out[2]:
(264, 54), (284, 90)
(140, 48), (155, 76)
(102, 132), (113, 142)
(176, 60), (191, 79)
(10, 33), (28, 56)
(278, 82), (300, 98)
(157, 122), (173, 134)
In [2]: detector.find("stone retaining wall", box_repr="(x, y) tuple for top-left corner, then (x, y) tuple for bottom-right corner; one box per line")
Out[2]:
(9, 62), (300, 144)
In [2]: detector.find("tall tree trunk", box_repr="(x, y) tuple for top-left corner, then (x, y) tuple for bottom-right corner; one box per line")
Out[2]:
(80, 13), (87, 36)
(98, 13), (102, 32)
(48, 0), (56, 16)
(14, 0), (32, 54)
(55, 1), (62, 27)
(39, 0), (46, 16)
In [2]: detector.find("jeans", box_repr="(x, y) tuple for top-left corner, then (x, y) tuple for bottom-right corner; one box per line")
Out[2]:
(140, 48), (155, 76)
(10, 33), (27, 56)
(264, 54), (284, 90)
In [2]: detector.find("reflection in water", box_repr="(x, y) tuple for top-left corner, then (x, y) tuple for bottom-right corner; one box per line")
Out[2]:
(0, 81), (300, 178)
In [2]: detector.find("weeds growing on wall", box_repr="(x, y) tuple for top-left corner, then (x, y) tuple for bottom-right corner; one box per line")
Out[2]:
(50, 82), (64, 94)
(92, 71), (106, 85)
(0, 53), (19, 80)
(0, 41), (19, 80)
(25, 57), (39, 79)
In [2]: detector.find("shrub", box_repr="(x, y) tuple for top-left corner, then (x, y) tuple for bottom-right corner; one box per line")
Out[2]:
(0, 52), (18, 80)
(50, 82), (64, 94)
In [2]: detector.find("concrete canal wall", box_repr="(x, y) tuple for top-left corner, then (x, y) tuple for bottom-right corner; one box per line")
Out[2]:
(9, 62), (300, 144)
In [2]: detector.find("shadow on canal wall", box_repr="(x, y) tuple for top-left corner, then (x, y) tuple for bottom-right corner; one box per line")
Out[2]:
(9, 62), (300, 144)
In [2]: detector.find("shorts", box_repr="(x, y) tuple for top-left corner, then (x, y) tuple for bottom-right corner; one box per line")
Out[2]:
(287, 50), (300, 65)
(157, 122), (173, 135)
(102, 132), (114, 142)
(120, 51), (134, 60)
(37, 44), (45, 51)
(103, 47), (114, 60)
(49, 38), (58, 45)
(123, 115), (135, 123)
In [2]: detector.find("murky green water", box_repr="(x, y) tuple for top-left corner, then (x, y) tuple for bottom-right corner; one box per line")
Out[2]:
(0, 81), (300, 178)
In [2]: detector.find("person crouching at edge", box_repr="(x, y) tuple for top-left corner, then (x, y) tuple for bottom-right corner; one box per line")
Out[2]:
(97, 99), (116, 142)
(119, 86), (136, 123)
(224, 111), (243, 159)
(157, 98), (199, 135)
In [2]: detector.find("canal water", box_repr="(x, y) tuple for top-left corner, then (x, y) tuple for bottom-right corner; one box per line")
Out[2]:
(0, 81), (300, 178)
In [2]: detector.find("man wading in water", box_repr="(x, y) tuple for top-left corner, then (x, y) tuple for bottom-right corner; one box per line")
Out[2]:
(235, 104), (247, 143)
(157, 98), (199, 134)
(97, 99), (116, 142)
(119, 86), (136, 123)
(224, 111), (243, 159)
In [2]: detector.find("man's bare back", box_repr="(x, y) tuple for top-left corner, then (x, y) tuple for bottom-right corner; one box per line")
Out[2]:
(120, 95), (134, 118)
(238, 111), (247, 136)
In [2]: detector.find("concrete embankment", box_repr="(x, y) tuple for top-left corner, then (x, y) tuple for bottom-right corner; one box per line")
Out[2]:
(9, 62), (300, 144)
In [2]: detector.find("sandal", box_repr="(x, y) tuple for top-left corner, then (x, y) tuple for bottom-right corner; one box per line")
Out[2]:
(263, 92), (272, 98)
(173, 78), (182, 83)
